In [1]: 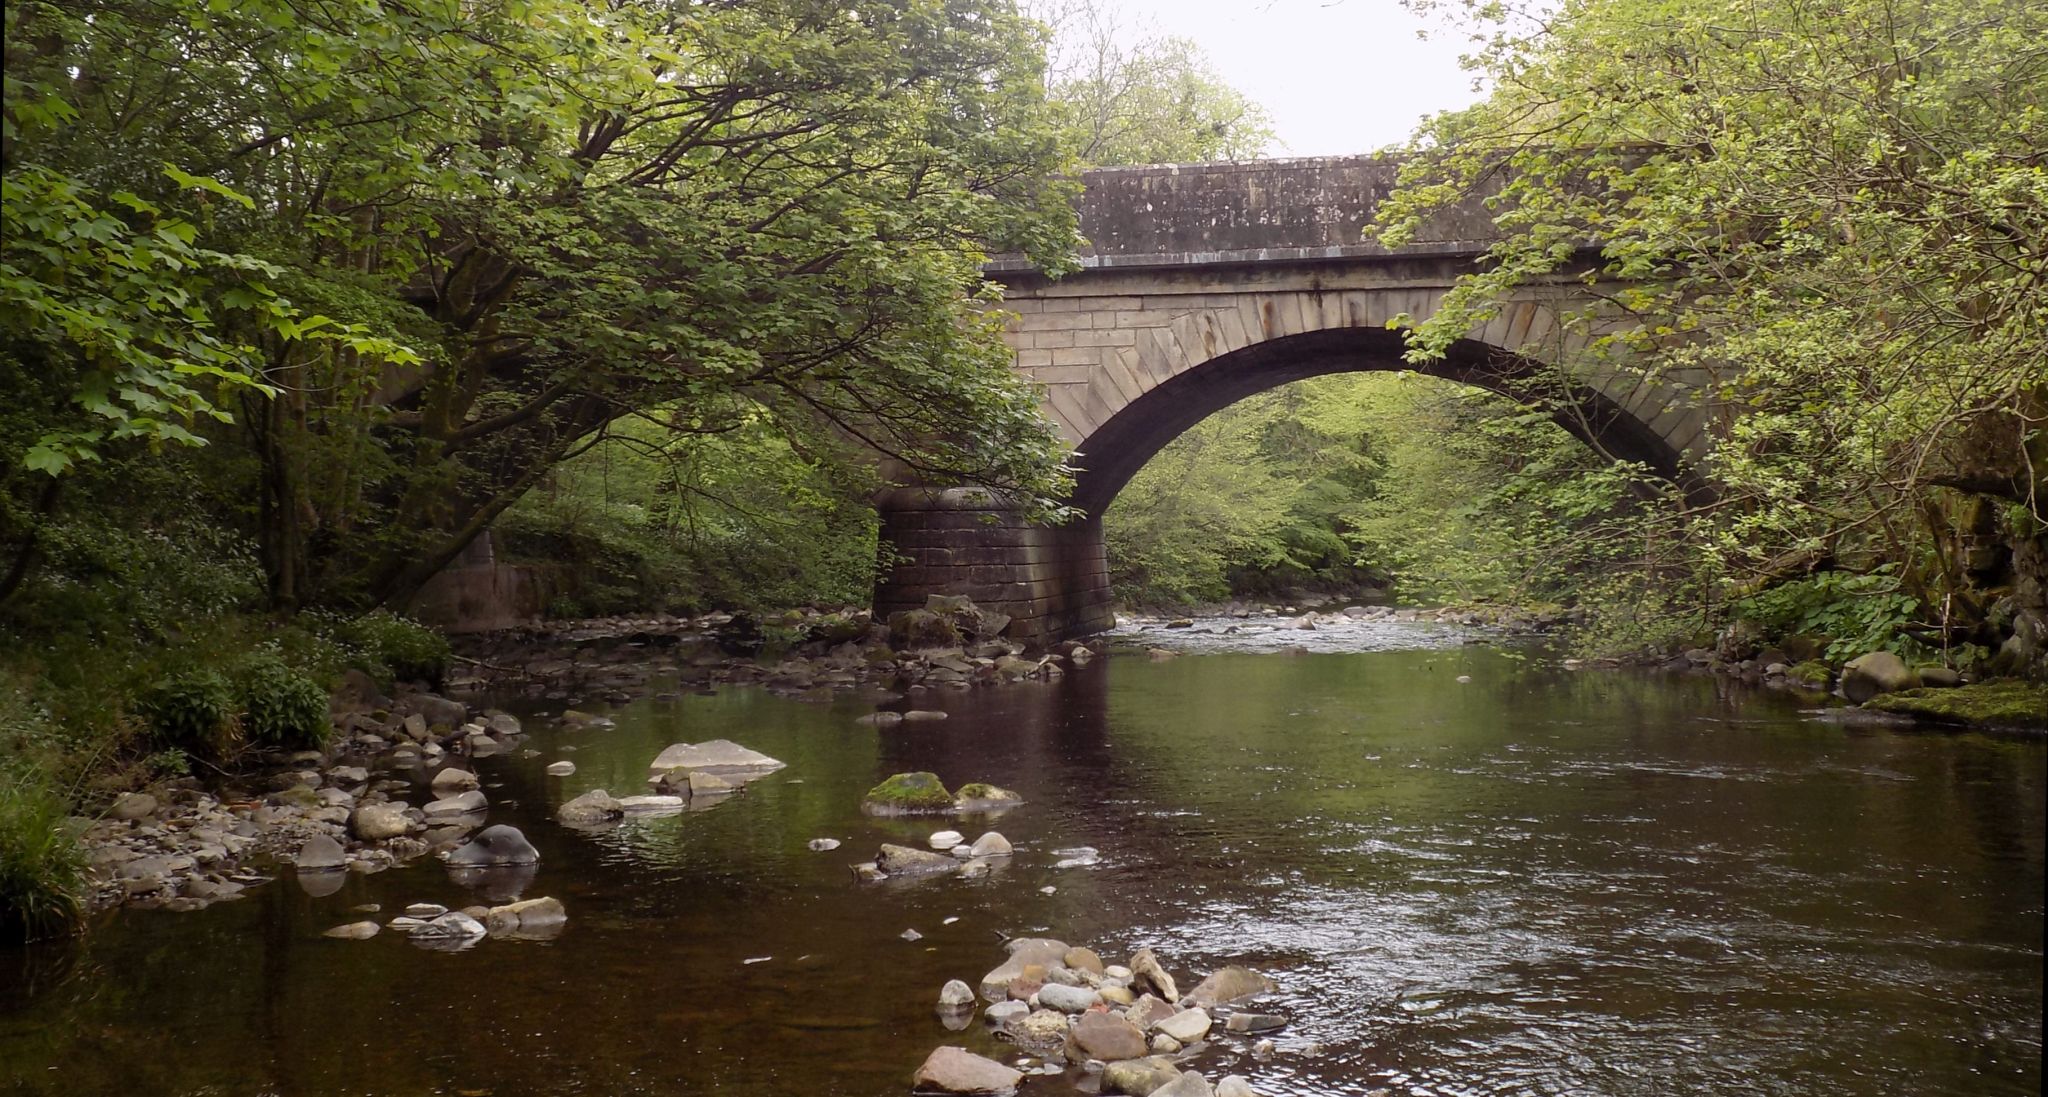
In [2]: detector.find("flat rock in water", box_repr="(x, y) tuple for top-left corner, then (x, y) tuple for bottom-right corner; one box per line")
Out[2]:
(686, 771), (736, 795)
(409, 911), (487, 939)
(485, 896), (566, 935)
(912, 1045), (1022, 1095)
(927, 829), (965, 850)
(1188, 965), (1277, 1007)
(1224, 1012), (1286, 1033)
(1155, 1008), (1212, 1044)
(645, 739), (785, 782)
(807, 838), (842, 851)
(876, 843), (959, 877)
(545, 760), (575, 776)
(616, 794), (687, 814)
(322, 920), (379, 939)
(423, 790), (487, 817)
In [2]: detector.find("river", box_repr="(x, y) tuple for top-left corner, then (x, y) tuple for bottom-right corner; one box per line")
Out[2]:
(2, 623), (2042, 1096)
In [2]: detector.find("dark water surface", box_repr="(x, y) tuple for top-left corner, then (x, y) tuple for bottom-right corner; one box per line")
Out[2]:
(3, 637), (2043, 1096)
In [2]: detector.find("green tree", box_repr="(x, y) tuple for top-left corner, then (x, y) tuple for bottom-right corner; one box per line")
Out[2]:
(4, 0), (1082, 611)
(1382, 0), (2047, 657)
(1032, 0), (1276, 164)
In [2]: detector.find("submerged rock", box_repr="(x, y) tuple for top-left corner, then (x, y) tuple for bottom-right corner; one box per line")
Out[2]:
(862, 772), (955, 816)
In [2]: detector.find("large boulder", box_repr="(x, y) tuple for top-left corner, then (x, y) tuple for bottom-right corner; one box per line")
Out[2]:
(912, 1046), (1022, 1095)
(1843, 651), (1918, 702)
(862, 772), (956, 816)
(445, 824), (539, 867)
(1187, 965), (1277, 1007)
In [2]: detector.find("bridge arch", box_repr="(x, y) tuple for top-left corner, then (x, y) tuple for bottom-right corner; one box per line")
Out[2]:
(873, 156), (1724, 644)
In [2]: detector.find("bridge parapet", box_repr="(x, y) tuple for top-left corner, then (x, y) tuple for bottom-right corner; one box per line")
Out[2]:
(987, 156), (1500, 273)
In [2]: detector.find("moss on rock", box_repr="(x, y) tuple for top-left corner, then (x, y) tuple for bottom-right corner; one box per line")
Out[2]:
(1785, 661), (1833, 688)
(861, 772), (955, 816)
(1864, 681), (2048, 730)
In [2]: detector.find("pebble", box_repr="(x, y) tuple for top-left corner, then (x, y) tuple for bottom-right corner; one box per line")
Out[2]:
(545, 761), (575, 776)
(901, 928), (924, 942)
(322, 921), (380, 939)
(806, 838), (842, 851)
(927, 829), (965, 850)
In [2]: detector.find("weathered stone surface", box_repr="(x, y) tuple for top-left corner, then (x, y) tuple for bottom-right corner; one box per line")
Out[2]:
(1100, 1056), (1183, 1096)
(969, 832), (1014, 858)
(1068, 1011), (1148, 1062)
(557, 788), (624, 825)
(423, 789), (487, 817)
(1063, 946), (1104, 974)
(912, 1046), (1022, 1095)
(1215, 1077), (1258, 1097)
(445, 824), (539, 866)
(1843, 651), (1918, 702)
(294, 835), (347, 872)
(410, 910), (487, 939)
(1037, 983), (1100, 1012)
(431, 767), (480, 794)
(1224, 1013), (1287, 1033)
(938, 980), (977, 1009)
(1152, 1072), (1215, 1097)
(646, 739), (785, 782)
(485, 896), (566, 934)
(351, 802), (413, 841)
(109, 792), (158, 821)
(927, 829), (965, 850)
(1125, 994), (1176, 1031)
(1187, 965), (1277, 1007)
(687, 771), (737, 795)
(877, 843), (959, 876)
(1154, 1008), (1212, 1044)
(1130, 948), (1178, 1003)
(953, 783), (1024, 813)
(981, 938), (1070, 1001)
(616, 794), (687, 814)
(545, 760), (576, 776)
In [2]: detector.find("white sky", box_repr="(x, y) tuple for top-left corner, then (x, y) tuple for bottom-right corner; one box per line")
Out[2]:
(1103, 0), (1485, 156)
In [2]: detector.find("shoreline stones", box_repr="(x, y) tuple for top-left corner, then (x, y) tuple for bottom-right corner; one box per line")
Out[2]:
(444, 825), (539, 867)
(912, 1046), (1022, 1095)
(557, 788), (624, 826)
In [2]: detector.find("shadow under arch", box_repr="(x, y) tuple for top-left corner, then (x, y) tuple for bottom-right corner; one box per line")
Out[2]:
(1068, 326), (1701, 518)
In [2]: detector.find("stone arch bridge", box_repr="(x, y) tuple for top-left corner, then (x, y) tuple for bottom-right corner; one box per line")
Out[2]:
(875, 156), (1724, 644)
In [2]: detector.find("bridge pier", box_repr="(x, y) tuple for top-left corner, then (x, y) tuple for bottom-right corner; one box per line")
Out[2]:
(873, 487), (1113, 646)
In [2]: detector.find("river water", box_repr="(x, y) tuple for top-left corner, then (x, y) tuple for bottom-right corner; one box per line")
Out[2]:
(3, 624), (2042, 1096)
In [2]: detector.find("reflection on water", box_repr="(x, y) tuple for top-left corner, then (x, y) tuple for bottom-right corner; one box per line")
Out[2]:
(2, 638), (2042, 1097)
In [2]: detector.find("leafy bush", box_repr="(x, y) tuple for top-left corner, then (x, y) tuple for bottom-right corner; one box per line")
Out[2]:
(1734, 569), (1928, 662)
(234, 655), (330, 749)
(140, 668), (239, 758)
(0, 765), (88, 942)
(330, 611), (450, 686)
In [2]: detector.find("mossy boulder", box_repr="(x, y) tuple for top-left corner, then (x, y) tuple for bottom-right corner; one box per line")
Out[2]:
(1864, 681), (2048, 730)
(1785, 661), (1834, 688)
(860, 772), (954, 816)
